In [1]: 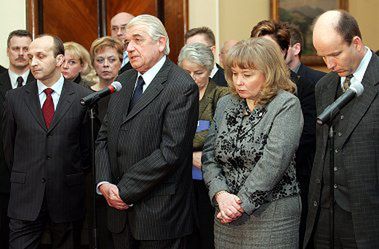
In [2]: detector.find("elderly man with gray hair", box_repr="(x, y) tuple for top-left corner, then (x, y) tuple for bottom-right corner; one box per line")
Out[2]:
(96, 14), (199, 249)
(178, 42), (228, 249)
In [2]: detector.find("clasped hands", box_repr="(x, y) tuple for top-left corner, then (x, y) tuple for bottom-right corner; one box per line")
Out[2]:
(215, 191), (244, 224)
(99, 183), (129, 210)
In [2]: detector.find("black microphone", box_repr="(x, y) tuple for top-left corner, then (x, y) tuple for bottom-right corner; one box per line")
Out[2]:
(317, 82), (364, 125)
(80, 81), (122, 107)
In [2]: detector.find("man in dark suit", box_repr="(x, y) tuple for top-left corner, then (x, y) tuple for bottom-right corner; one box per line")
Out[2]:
(286, 24), (326, 86)
(304, 10), (379, 248)
(96, 14), (198, 249)
(110, 12), (135, 75)
(185, 27), (228, 87)
(2, 34), (91, 248)
(0, 29), (34, 249)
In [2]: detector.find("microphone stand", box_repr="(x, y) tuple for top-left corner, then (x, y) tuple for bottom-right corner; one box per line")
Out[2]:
(327, 124), (335, 249)
(89, 105), (98, 249)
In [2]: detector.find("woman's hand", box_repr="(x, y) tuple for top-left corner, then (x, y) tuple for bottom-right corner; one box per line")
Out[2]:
(192, 151), (202, 169)
(215, 191), (244, 223)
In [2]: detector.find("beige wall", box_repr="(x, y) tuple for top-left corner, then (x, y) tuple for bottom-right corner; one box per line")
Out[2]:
(350, 0), (379, 51)
(0, 1), (26, 67)
(219, 0), (270, 45)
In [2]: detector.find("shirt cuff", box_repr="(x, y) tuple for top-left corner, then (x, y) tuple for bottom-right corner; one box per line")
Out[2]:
(96, 181), (109, 195)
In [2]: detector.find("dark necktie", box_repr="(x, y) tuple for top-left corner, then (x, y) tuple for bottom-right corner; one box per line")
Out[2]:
(342, 74), (353, 92)
(129, 76), (145, 110)
(17, 76), (24, 88)
(42, 88), (54, 128)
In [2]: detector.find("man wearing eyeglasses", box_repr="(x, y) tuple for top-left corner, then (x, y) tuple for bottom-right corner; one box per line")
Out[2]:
(110, 12), (135, 75)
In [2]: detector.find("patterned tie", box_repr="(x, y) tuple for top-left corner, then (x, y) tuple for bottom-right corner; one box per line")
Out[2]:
(16, 76), (24, 88)
(342, 74), (353, 92)
(42, 88), (54, 128)
(129, 76), (145, 110)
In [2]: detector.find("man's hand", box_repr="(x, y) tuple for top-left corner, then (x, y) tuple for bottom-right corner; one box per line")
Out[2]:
(215, 191), (244, 223)
(99, 183), (129, 210)
(192, 151), (202, 169)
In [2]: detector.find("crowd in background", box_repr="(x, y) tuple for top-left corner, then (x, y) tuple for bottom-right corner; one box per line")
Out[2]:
(0, 8), (378, 249)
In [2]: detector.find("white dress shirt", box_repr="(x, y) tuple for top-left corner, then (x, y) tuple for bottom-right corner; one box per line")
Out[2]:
(8, 69), (30, 89)
(37, 74), (64, 110)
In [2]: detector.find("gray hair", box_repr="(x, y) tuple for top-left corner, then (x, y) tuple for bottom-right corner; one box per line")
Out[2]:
(178, 43), (214, 73)
(127, 14), (170, 55)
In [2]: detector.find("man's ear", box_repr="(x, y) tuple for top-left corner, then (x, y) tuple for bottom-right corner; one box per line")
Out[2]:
(292, 42), (301, 56)
(56, 54), (64, 67)
(158, 36), (166, 53)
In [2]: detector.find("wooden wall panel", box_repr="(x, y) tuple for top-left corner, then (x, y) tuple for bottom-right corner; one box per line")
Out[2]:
(41, 0), (98, 50)
(27, 0), (188, 62)
(106, 0), (158, 35)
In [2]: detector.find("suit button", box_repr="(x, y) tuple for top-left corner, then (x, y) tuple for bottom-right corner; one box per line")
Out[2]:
(337, 132), (342, 137)
(334, 167), (338, 172)
(46, 156), (51, 160)
(334, 184), (338, 189)
(340, 115), (344, 120)
(335, 149), (339, 153)
(313, 201), (318, 207)
(315, 178), (321, 184)
(41, 178), (46, 183)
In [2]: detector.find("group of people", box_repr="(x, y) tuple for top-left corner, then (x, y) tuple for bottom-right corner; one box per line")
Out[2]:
(0, 8), (377, 249)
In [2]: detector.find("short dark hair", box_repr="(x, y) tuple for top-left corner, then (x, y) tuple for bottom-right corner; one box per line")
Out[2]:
(288, 24), (304, 55)
(36, 34), (65, 57)
(7, 30), (32, 48)
(250, 20), (290, 52)
(185, 27), (216, 46)
(335, 10), (362, 44)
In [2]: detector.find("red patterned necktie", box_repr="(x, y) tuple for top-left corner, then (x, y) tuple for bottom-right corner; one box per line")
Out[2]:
(42, 88), (54, 128)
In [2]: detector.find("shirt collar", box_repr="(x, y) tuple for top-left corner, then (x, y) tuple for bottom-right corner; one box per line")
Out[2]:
(137, 55), (166, 87)
(292, 62), (301, 74)
(340, 47), (372, 86)
(8, 69), (30, 88)
(37, 74), (65, 96)
(210, 64), (218, 78)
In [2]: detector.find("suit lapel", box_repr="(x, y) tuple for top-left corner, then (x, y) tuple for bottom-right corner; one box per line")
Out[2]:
(48, 80), (75, 131)
(23, 80), (47, 131)
(199, 80), (216, 117)
(122, 59), (171, 124)
(340, 55), (379, 146)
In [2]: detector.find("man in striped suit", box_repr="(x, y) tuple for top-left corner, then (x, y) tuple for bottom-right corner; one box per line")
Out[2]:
(96, 15), (199, 249)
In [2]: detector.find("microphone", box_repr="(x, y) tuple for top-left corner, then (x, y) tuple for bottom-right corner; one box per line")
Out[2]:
(317, 82), (364, 125)
(80, 81), (122, 107)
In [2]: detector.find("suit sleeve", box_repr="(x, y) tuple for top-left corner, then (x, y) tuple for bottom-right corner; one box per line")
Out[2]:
(2, 93), (16, 170)
(237, 97), (303, 215)
(201, 96), (231, 203)
(117, 82), (199, 204)
(95, 113), (113, 184)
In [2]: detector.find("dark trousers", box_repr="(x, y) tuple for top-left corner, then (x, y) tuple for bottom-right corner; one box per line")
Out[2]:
(188, 180), (214, 249)
(0, 193), (10, 249)
(299, 174), (310, 249)
(314, 204), (357, 249)
(9, 200), (82, 249)
(112, 224), (189, 249)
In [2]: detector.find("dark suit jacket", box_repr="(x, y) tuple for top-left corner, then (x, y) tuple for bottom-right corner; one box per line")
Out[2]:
(0, 71), (35, 194)
(304, 53), (379, 248)
(96, 58), (198, 240)
(211, 64), (228, 87)
(2, 79), (91, 222)
(290, 71), (316, 177)
(297, 63), (326, 86)
(118, 61), (133, 75)
(0, 66), (6, 75)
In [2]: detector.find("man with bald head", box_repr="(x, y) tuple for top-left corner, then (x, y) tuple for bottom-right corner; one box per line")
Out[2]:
(219, 39), (238, 69)
(304, 10), (379, 248)
(3, 34), (91, 248)
(110, 12), (135, 74)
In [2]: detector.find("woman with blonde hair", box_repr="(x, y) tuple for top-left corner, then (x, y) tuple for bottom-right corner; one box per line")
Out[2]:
(202, 37), (303, 248)
(62, 41), (97, 86)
